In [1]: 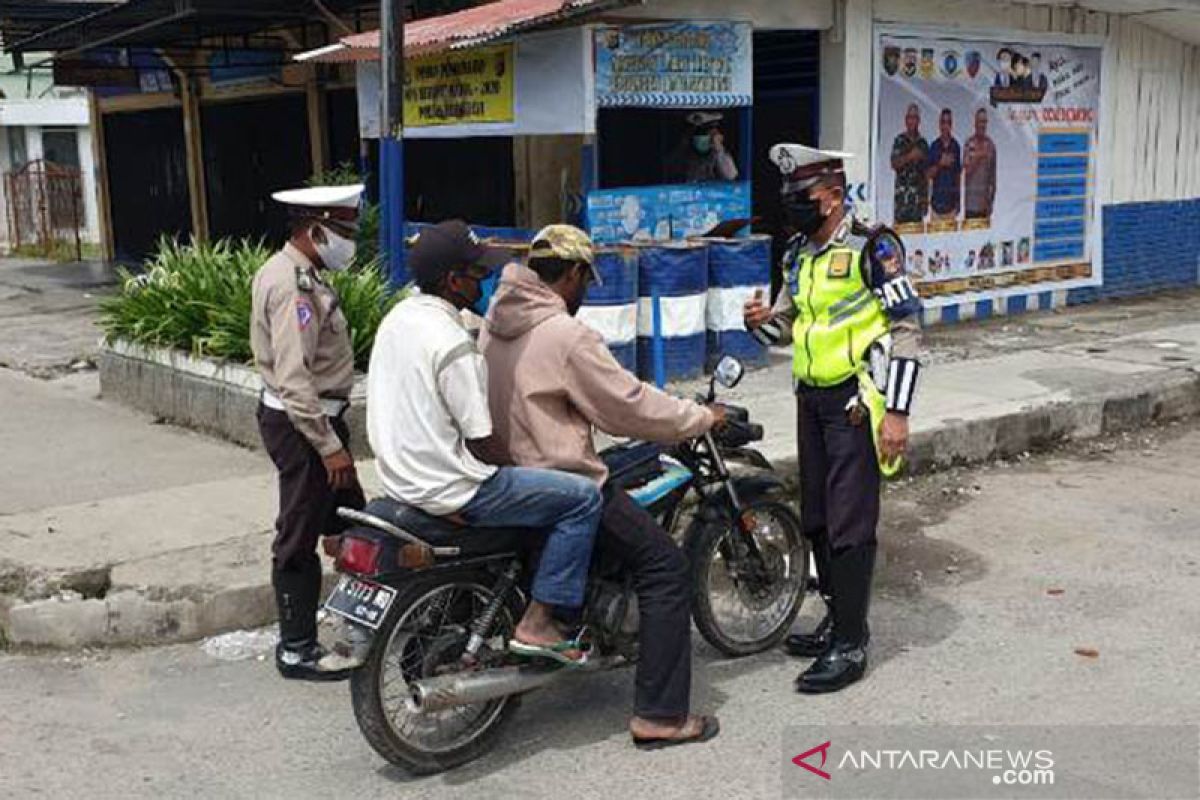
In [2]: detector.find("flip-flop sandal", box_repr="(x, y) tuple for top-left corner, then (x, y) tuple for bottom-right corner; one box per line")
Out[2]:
(508, 636), (590, 667)
(632, 716), (721, 751)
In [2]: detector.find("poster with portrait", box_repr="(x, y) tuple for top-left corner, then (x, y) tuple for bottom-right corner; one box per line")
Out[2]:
(872, 30), (1104, 306)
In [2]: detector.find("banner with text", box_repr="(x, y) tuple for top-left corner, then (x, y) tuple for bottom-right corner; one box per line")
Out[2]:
(594, 22), (752, 108)
(872, 31), (1103, 306)
(401, 44), (514, 127)
(587, 181), (751, 244)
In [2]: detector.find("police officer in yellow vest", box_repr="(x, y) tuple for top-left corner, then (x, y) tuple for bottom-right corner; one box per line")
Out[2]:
(744, 144), (922, 693)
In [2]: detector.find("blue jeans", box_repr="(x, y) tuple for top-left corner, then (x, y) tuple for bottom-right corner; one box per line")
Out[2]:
(460, 467), (602, 608)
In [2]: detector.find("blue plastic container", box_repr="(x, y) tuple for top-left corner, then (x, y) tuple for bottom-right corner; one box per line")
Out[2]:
(700, 235), (772, 369)
(577, 246), (639, 372)
(636, 241), (709, 383)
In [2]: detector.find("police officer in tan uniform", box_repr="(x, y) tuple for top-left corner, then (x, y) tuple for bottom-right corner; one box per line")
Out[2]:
(251, 184), (366, 680)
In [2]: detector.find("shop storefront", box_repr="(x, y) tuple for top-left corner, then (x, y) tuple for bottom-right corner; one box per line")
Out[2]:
(311, 0), (1200, 331)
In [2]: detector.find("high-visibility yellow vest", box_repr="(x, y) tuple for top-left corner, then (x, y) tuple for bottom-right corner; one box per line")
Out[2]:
(789, 244), (890, 388)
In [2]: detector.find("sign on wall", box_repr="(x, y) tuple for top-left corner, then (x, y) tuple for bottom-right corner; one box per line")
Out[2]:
(872, 30), (1103, 306)
(401, 44), (515, 127)
(587, 181), (751, 244)
(594, 22), (753, 108)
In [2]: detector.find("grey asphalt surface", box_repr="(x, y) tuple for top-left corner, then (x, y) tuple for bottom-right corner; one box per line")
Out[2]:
(3, 420), (1199, 799)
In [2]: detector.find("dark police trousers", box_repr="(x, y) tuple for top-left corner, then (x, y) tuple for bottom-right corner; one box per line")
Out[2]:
(257, 405), (365, 648)
(797, 378), (879, 645)
(597, 488), (693, 720)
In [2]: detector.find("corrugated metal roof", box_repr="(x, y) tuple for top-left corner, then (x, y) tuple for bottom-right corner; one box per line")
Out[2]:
(298, 0), (633, 62)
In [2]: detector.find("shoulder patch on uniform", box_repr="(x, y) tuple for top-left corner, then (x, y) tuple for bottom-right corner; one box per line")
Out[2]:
(828, 251), (852, 279)
(296, 297), (315, 329)
(872, 231), (905, 277)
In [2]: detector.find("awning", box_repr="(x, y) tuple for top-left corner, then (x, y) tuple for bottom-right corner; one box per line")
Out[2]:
(296, 0), (636, 62)
(2, 0), (371, 56)
(0, 1), (121, 50)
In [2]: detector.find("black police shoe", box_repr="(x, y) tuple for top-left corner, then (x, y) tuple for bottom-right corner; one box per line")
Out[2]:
(275, 641), (354, 682)
(793, 641), (868, 694)
(783, 610), (832, 658)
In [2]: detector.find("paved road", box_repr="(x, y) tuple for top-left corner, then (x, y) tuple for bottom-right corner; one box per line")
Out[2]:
(2, 424), (1199, 799)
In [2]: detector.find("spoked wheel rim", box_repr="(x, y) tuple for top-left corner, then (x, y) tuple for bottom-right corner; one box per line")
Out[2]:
(377, 582), (514, 755)
(701, 506), (806, 645)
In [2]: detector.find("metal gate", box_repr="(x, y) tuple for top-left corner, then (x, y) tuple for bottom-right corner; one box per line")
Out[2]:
(5, 159), (84, 260)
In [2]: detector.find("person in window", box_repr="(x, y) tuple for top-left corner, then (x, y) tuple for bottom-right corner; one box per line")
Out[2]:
(667, 111), (738, 183)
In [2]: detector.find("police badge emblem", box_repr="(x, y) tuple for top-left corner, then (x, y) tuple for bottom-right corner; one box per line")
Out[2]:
(828, 251), (852, 279)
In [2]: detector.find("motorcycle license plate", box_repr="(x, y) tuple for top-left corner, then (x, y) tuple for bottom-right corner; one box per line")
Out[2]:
(324, 575), (396, 630)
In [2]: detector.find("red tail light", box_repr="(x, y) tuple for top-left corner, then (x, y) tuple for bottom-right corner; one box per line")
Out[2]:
(336, 536), (382, 575)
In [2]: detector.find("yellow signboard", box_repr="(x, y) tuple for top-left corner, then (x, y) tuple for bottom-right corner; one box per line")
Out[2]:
(403, 45), (514, 127)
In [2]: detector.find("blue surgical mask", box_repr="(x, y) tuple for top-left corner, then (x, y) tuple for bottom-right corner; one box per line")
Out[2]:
(470, 270), (500, 316)
(693, 134), (712, 155)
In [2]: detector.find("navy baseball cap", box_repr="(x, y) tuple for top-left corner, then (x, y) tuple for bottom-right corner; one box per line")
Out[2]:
(409, 220), (508, 287)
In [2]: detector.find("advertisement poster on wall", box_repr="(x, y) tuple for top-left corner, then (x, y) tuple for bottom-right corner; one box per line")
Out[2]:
(872, 30), (1104, 306)
(587, 182), (751, 244)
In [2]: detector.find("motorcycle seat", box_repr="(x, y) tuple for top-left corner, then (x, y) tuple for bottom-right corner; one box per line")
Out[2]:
(601, 441), (664, 490)
(360, 497), (533, 555)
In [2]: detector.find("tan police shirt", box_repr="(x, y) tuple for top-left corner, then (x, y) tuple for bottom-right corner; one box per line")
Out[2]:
(251, 242), (355, 457)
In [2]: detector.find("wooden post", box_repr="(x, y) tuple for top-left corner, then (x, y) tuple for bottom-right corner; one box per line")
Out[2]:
(178, 72), (210, 242)
(305, 66), (329, 177)
(88, 90), (115, 261)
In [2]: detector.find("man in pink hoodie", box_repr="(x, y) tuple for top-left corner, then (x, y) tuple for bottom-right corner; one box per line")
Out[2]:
(479, 225), (725, 749)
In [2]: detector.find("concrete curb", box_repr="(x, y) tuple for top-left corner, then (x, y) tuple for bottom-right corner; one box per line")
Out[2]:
(1, 574), (339, 650)
(97, 341), (370, 456)
(769, 368), (1200, 479)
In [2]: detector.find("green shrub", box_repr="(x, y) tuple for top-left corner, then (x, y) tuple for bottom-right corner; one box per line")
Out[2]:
(100, 237), (403, 370)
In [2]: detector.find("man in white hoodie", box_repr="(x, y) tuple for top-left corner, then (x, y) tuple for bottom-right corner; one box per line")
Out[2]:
(479, 225), (725, 750)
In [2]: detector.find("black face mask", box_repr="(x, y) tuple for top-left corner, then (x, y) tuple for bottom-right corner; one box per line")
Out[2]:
(783, 193), (825, 237)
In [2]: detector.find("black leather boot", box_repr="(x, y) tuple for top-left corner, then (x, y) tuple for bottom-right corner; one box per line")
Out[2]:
(795, 544), (875, 694)
(783, 601), (832, 657)
(273, 558), (351, 682)
(786, 530), (836, 657)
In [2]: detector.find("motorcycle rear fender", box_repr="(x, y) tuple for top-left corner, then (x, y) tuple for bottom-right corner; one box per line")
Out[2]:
(365, 548), (522, 584)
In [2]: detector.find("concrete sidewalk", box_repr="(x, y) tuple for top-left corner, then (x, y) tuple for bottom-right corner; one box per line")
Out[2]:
(2, 289), (1199, 648)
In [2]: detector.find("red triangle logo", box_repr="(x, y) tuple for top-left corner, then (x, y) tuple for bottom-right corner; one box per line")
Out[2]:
(792, 740), (833, 780)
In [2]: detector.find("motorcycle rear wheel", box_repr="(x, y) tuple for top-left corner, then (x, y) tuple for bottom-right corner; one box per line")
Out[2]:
(687, 499), (808, 657)
(350, 570), (524, 775)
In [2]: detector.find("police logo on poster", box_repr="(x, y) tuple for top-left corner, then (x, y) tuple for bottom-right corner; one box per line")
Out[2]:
(872, 31), (1103, 307)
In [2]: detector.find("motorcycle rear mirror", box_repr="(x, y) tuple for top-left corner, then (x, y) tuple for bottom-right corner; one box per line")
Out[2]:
(713, 355), (745, 389)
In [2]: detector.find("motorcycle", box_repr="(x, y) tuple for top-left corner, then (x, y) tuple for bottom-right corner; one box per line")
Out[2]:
(321, 356), (809, 774)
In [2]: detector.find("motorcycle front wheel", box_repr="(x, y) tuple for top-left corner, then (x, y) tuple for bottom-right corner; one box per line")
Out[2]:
(686, 499), (809, 657)
(350, 570), (523, 775)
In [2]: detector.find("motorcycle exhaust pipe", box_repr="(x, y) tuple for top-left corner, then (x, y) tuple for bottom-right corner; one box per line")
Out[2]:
(410, 657), (621, 713)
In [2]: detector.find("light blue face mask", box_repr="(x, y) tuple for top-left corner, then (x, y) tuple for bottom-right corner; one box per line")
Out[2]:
(470, 270), (500, 316)
(692, 134), (713, 155)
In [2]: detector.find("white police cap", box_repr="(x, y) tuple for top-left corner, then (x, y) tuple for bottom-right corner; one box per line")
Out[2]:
(768, 144), (854, 179)
(271, 184), (364, 209)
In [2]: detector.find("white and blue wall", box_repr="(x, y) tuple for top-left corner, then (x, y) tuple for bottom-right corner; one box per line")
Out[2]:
(822, 0), (1200, 324)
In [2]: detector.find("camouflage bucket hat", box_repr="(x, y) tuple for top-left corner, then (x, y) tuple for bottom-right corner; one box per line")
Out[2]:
(529, 224), (602, 285)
